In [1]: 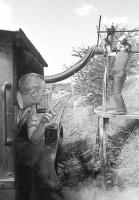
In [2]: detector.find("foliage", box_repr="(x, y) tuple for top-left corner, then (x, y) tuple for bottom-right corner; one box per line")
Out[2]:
(73, 50), (107, 106)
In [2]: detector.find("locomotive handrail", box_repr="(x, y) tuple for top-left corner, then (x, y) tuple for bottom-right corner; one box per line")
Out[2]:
(2, 82), (13, 146)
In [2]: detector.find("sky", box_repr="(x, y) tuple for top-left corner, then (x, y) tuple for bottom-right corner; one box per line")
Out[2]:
(0, 0), (139, 77)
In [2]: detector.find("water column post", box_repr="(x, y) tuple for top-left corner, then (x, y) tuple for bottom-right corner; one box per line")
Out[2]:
(102, 58), (108, 112)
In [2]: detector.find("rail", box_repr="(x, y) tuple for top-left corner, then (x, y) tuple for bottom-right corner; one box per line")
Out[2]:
(53, 94), (71, 124)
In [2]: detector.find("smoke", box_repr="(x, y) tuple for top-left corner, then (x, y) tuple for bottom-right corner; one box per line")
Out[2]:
(63, 184), (139, 200)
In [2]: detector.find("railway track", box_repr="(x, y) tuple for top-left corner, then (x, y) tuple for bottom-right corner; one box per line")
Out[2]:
(53, 94), (71, 124)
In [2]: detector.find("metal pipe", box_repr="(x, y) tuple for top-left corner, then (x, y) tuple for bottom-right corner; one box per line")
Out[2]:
(45, 47), (105, 83)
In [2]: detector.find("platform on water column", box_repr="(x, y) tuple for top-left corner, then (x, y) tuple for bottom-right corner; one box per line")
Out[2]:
(94, 107), (139, 119)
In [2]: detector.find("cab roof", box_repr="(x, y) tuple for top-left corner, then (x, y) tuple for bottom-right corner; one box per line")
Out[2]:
(0, 28), (48, 67)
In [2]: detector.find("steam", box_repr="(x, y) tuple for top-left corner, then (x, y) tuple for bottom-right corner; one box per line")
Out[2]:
(63, 184), (139, 200)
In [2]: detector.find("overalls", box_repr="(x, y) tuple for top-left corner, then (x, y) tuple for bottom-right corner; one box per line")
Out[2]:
(113, 50), (130, 112)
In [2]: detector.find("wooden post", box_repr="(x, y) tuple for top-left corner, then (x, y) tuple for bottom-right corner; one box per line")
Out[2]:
(102, 56), (110, 112)
(102, 65), (107, 111)
(99, 116), (109, 189)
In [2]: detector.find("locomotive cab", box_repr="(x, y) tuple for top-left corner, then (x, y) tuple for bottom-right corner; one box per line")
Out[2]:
(0, 29), (48, 200)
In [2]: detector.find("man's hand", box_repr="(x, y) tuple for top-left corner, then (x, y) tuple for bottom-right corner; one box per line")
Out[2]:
(40, 113), (53, 124)
(48, 109), (56, 118)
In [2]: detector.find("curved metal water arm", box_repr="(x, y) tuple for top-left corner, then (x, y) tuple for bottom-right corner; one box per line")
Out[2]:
(45, 47), (105, 83)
